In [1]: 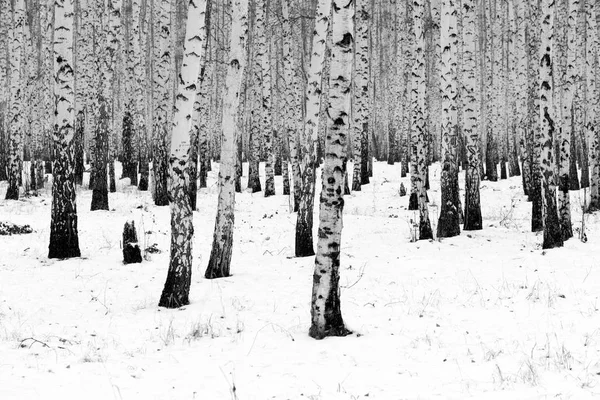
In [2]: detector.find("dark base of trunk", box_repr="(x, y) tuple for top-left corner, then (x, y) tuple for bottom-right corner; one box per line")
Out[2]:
(463, 210), (482, 231)
(531, 181), (543, 232)
(408, 193), (418, 210)
(109, 162), (116, 193)
(248, 176), (262, 193)
(295, 222), (314, 257)
(309, 323), (351, 340)
(419, 220), (434, 241)
(91, 190), (109, 211)
(138, 176), (148, 191)
(205, 240), (233, 279)
(437, 211), (460, 238)
(158, 283), (190, 308)
(5, 185), (18, 200)
(500, 162), (507, 180)
(123, 244), (142, 264)
(48, 238), (81, 259)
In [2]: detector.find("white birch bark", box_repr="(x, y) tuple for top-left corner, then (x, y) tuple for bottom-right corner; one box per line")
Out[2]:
(158, 0), (207, 308)
(152, 0), (171, 206)
(412, 0), (433, 240)
(49, 0), (81, 259)
(352, 0), (370, 191)
(5, 0), (25, 200)
(294, 0), (332, 257)
(462, 0), (482, 231)
(539, 0), (563, 249)
(281, 0), (302, 210)
(205, 0), (248, 279)
(438, 0), (461, 238)
(591, 2), (600, 211)
(309, 0), (353, 340)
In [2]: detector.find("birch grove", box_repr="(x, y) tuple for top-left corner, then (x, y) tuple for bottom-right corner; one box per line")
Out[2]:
(1, 0), (600, 347)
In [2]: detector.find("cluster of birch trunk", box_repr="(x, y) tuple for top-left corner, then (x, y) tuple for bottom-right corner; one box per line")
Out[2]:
(1, 0), (600, 338)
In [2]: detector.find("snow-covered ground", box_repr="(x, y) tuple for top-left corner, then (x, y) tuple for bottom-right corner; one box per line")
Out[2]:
(1, 161), (599, 400)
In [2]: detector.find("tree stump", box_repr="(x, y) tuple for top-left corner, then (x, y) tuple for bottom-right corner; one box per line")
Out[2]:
(123, 221), (142, 264)
(399, 182), (407, 197)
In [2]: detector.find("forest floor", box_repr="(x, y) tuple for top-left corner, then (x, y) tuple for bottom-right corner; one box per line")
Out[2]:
(1, 161), (600, 400)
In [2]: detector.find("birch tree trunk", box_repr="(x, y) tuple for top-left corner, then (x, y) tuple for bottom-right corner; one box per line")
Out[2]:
(352, 0), (370, 191)
(91, 0), (110, 211)
(590, 2), (600, 211)
(557, 0), (578, 240)
(462, 0), (482, 231)
(49, 0), (81, 259)
(281, 0), (302, 210)
(294, 0), (332, 257)
(204, 0), (248, 279)
(412, 0), (434, 240)
(309, 0), (353, 341)
(438, 0), (461, 238)
(5, 0), (25, 200)
(152, 0), (171, 206)
(539, 0), (563, 249)
(247, 2), (264, 194)
(528, 0), (543, 232)
(159, 0), (207, 308)
(258, 0), (275, 197)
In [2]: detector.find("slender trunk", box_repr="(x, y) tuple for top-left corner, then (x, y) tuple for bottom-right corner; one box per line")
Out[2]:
(462, 0), (482, 231)
(159, 0), (207, 308)
(152, 0), (171, 206)
(295, 0), (332, 257)
(49, 0), (81, 259)
(352, 0), (370, 191)
(205, 0), (248, 279)
(438, 0), (461, 238)
(309, 0), (353, 341)
(539, 0), (563, 250)
(5, 0), (25, 201)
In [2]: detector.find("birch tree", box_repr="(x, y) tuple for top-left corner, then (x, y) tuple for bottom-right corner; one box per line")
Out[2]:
(204, 0), (248, 279)
(295, 0), (332, 257)
(462, 0), (482, 231)
(412, 0), (433, 240)
(539, 0), (563, 249)
(159, 0), (207, 308)
(281, 0), (302, 209)
(437, 0), (460, 238)
(152, 0), (171, 206)
(5, 0), (25, 201)
(590, 2), (600, 212)
(48, 0), (81, 259)
(259, 0), (275, 197)
(309, 0), (354, 341)
(352, 0), (369, 191)
(557, 0), (578, 239)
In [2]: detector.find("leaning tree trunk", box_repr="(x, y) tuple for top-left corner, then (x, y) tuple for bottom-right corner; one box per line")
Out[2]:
(539, 0), (563, 250)
(49, 0), (81, 259)
(294, 0), (332, 258)
(309, 0), (353, 341)
(5, 0), (25, 201)
(437, 0), (461, 238)
(159, 0), (207, 308)
(205, 0), (248, 279)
